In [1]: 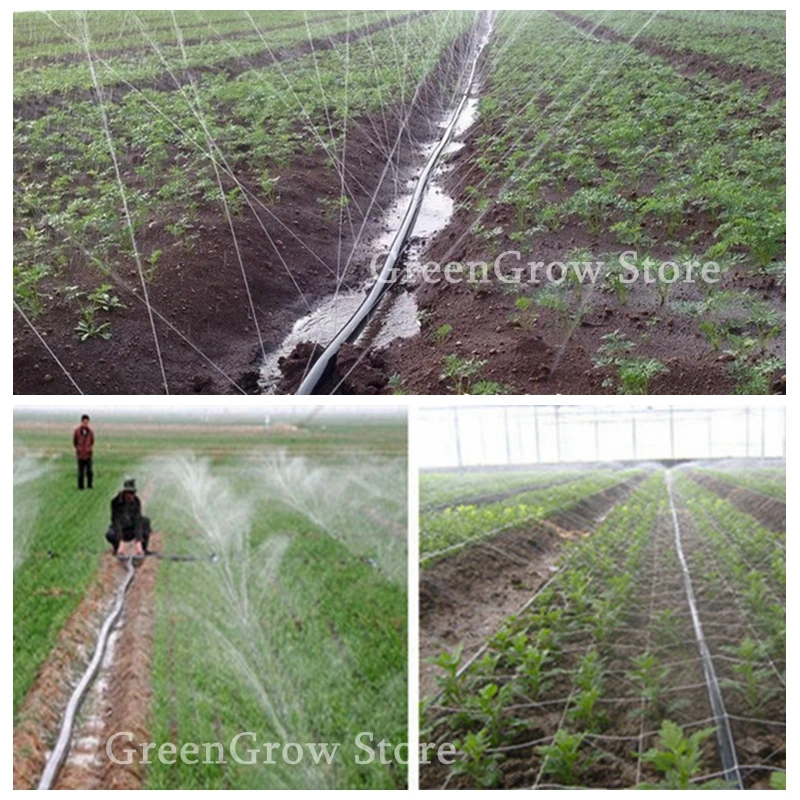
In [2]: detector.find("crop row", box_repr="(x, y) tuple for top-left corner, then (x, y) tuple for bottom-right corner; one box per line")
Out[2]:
(13, 12), (406, 101)
(13, 11), (348, 62)
(421, 472), (785, 789)
(420, 469), (581, 512)
(420, 469), (640, 560)
(13, 11), (472, 333)
(694, 467), (786, 501)
(576, 10), (785, 75)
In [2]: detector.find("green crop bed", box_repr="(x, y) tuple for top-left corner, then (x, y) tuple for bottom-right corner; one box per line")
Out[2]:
(421, 470), (785, 789)
(420, 469), (640, 561)
(14, 415), (408, 789)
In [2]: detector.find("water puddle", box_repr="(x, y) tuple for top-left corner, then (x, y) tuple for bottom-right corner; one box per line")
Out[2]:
(260, 35), (487, 393)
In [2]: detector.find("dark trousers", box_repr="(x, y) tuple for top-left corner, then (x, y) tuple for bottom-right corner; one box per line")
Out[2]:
(78, 458), (93, 490)
(106, 518), (151, 553)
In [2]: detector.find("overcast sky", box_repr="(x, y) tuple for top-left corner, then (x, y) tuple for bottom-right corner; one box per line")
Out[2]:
(418, 405), (785, 467)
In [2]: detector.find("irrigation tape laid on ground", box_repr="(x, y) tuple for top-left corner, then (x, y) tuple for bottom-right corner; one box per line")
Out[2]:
(666, 471), (743, 789)
(37, 558), (137, 790)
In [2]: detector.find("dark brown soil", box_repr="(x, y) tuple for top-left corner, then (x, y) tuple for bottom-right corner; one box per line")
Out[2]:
(420, 478), (642, 700)
(331, 14), (785, 396)
(687, 472), (785, 533)
(13, 19), (470, 395)
(13, 12), (432, 122)
(55, 533), (161, 789)
(554, 12), (785, 105)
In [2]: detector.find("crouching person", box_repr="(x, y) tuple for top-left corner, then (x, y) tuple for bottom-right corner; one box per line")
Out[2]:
(106, 477), (151, 556)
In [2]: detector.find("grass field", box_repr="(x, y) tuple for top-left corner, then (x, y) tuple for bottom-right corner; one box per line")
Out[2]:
(13, 409), (407, 789)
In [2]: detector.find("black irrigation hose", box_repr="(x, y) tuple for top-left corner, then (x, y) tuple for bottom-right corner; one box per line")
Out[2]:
(30, 549), (218, 562)
(296, 14), (492, 394)
(665, 471), (743, 789)
(35, 552), (217, 789)
(37, 557), (137, 790)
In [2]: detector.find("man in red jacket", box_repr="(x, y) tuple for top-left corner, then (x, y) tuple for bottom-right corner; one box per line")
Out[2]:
(73, 413), (94, 490)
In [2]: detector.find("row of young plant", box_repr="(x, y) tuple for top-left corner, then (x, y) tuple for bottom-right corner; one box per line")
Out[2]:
(420, 469), (640, 560)
(422, 474), (739, 789)
(671, 474), (785, 786)
(577, 10), (785, 75)
(695, 467), (786, 501)
(13, 11), (473, 336)
(420, 468), (581, 513)
(13, 10), (344, 63)
(677, 473), (785, 656)
(13, 12), (399, 100)
(420, 10), (784, 393)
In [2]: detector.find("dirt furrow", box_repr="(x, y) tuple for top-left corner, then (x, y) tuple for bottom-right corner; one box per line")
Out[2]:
(553, 11), (785, 105)
(419, 478), (641, 698)
(14, 11), (432, 122)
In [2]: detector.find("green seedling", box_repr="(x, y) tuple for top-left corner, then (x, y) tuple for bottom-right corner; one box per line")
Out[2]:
(637, 720), (731, 789)
(452, 729), (503, 788)
(440, 355), (486, 395)
(536, 729), (590, 786)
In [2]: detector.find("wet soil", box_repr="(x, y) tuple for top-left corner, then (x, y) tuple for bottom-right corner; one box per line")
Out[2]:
(13, 18), (467, 395)
(419, 478), (641, 700)
(421, 505), (721, 789)
(688, 472), (785, 533)
(554, 12), (785, 105)
(55, 534), (161, 789)
(335, 16), (785, 396)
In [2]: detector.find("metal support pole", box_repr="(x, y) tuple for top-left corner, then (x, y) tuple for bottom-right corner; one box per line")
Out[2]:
(745, 407), (750, 458)
(534, 406), (541, 464)
(632, 415), (638, 460)
(761, 407), (766, 462)
(504, 407), (511, 466)
(708, 413), (713, 459)
(555, 406), (561, 462)
(594, 410), (600, 462)
(454, 406), (463, 473)
(669, 406), (675, 460)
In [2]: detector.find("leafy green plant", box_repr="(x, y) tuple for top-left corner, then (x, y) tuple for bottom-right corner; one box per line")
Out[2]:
(637, 720), (730, 789)
(75, 307), (111, 341)
(745, 299), (782, 354)
(536, 730), (589, 786)
(432, 323), (452, 343)
(770, 771), (786, 790)
(87, 283), (125, 311)
(627, 652), (670, 716)
(510, 295), (537, 331)
(432, 644), (466, 706)
(387, 374), (406, 395)
(617, 358), (668, 395)
(471, 380), (511, 395)
(452, 729), (503, 788)
(440, 355), (486, 395)
(721, 638), (780, 711)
